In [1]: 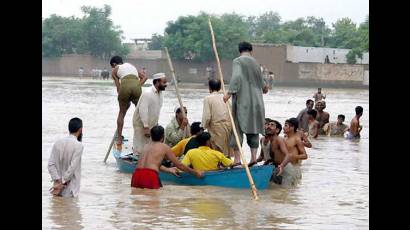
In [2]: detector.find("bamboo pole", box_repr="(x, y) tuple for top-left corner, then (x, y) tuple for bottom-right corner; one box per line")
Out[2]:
(208, 18), (259, 200)
(164, 47), (187, 119)
(103, 129), (117, 163)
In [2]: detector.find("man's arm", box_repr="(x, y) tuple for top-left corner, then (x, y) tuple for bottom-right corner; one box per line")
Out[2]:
(48, 143), (61, 181)
(295, 138), (308, 161)
(137, 95), (151, 137)
(159, 165), (180, 177)
(62, 145), (83, 184)
(111, 67), (120, 94)
(311, 123), (319, 138)
(202, 98), (211, 129)
(166, 149), (203, 178)
(217, 151), (233, 167)
(138, 70), (148, 85)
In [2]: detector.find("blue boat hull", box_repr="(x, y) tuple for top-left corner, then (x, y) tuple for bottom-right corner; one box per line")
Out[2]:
(112, 147), (274, 190)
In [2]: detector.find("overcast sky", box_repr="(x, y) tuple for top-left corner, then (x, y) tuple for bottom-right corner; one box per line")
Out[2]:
(42, 0), (369, 42)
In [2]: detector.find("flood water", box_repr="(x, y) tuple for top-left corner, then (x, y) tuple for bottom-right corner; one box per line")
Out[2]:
(42, 76), (369, 229)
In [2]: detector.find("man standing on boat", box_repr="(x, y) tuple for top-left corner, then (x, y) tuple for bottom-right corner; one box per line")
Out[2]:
(110, 56), (148, 150)
(48, 118), (84, 197)
(131, 125), (203, 189)
(132, 73), (167, 155)
(202, 79), (232, 157)
(223, 41), (269, 167)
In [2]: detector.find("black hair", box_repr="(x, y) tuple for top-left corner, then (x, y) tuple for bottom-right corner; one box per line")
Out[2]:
(271, 120), (282, 134)
(307, 109), (317, 119)
(265, 118), (273, 123)
(195, 132), (211, 146)
(208, 79), (221, 91)
(285, 118), (299, 132)
(176, 106), (187, 114)
(153, 79), (160, 85)
(306, 99), (314, 105)
(190, 122), (203, 135)
(269, 71), (273, 74)
(110, 56), (123, 66)
(238, 41), (253, 53)
(355, 106), (363, 115)
(338, 114), (345, 120)
(150, 125), (164, 141)
(68, 117), (83, 133)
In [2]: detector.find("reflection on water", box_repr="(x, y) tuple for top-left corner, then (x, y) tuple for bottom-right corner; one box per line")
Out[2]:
(42, 77), (368, 229)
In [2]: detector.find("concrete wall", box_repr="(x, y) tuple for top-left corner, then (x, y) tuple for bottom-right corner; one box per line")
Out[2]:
(42, 54), (233, 84)
(286, 45), (369, 64)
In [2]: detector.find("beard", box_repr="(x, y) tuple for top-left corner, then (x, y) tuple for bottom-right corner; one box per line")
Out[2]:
(77, 133), (83, 142)
(158, 84), (167, 91)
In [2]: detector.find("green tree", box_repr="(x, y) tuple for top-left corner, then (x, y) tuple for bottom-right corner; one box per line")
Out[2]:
(163, 12), (249, 61)
(42, 5), (128, 58)
(329, 18), (359, 49)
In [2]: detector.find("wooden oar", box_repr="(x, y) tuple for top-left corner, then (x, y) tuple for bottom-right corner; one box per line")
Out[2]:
(164, 47), (187, 119)
(103, 129), (116, 163)
(208, 18), (259, 200)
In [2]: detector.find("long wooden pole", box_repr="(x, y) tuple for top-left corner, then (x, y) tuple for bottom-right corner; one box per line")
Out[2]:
(103, 129), (117, 163)
(164, 47), (187, 119)
(208, 18), (259, 200)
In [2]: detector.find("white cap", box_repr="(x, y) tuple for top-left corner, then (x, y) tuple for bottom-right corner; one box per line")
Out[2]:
(152, 72), (166, 80)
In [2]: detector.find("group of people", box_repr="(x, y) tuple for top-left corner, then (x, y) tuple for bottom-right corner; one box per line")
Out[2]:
(296, 88), (363, 139)
(47, 41), (364, 197)
(77, 67), (110, 79)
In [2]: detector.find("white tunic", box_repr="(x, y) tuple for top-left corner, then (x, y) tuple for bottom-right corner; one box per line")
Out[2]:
(117, 63), (139, 79)
(133, 86), (163, 153)
(47, 135), (83, 197)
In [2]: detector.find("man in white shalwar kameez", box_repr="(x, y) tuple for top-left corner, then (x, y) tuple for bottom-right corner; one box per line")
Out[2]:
(133, 73), (167, 154)
(48, 118), (84, 197)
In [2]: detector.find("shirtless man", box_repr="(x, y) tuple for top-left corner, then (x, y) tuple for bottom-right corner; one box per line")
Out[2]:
(346, 106), (363, 139)
(131, 125), (203, 189)
(276, 118), (308, 185)
(313, 88), (326, 102)
(256, 118), (276, 165)
(315, 100), (330, 135)
(324, 114), (349, 136)
(307, 109), (320, 138)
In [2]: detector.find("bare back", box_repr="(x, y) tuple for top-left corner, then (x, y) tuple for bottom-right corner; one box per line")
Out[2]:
(350, 117), (361, 136)
(137, 142), (169, 172)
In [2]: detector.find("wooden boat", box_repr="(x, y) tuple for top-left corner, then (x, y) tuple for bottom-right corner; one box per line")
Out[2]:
(112, 140), (274, 190)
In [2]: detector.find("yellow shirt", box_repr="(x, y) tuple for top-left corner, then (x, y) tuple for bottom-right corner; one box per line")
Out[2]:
(181, 146), (233, 171)
(171, 137), (192, 157)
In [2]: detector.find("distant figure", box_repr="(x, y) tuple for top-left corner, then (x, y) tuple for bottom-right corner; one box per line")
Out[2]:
(313, 88), (326, 102)
(268, 71), (275, 89)
(323, 114), (349, 136)
(202, 79), (232, 156)
(296, 99), (314, 132)
(165, 106), (190, 147)
(48, 118), (84, 197)
(206, 65), (216, 81)
(181, 132), (233, 171)
(78, 67), (84, 78)
(110, 56), (148, 150)
(132, 73), (167, 154)
(315, 100), (330, 135)
(131, 125), (203, 189)
(101, 68), (110, 80)
(223, 41), (269, 167)
(325, 55), (330, 64)
(346, 106), (363, 139)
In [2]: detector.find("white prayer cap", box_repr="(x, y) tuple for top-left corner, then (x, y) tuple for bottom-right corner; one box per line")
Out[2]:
(152, 72), (166, 80)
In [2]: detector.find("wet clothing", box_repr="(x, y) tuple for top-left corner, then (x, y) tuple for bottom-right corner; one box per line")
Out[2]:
(118, 75), (142, 106)
(183, 137), (200, 155)
(165, 117), (190, 147)
(182, 146), (233, 171)
(131, 168), (162, 189)
(117, 63), (139, 79)
(171, 137), (192, 157)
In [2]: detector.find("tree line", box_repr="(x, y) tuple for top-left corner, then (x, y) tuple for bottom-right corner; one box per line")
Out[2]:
(151, 12), (368, 64)
(42, 5), (368, 64)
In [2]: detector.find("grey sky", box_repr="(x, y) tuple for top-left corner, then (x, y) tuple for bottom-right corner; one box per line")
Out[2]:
(42, 0), (369, 42)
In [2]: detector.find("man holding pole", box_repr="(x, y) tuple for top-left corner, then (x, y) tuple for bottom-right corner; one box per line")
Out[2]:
(223, 42), (269, 167)
(132, 73), (167, 155)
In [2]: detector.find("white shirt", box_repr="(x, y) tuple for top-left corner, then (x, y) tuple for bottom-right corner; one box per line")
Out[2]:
(133, 86), (164, 153)
(48, 135), (83, 197)
(117, 63), (139, 79)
